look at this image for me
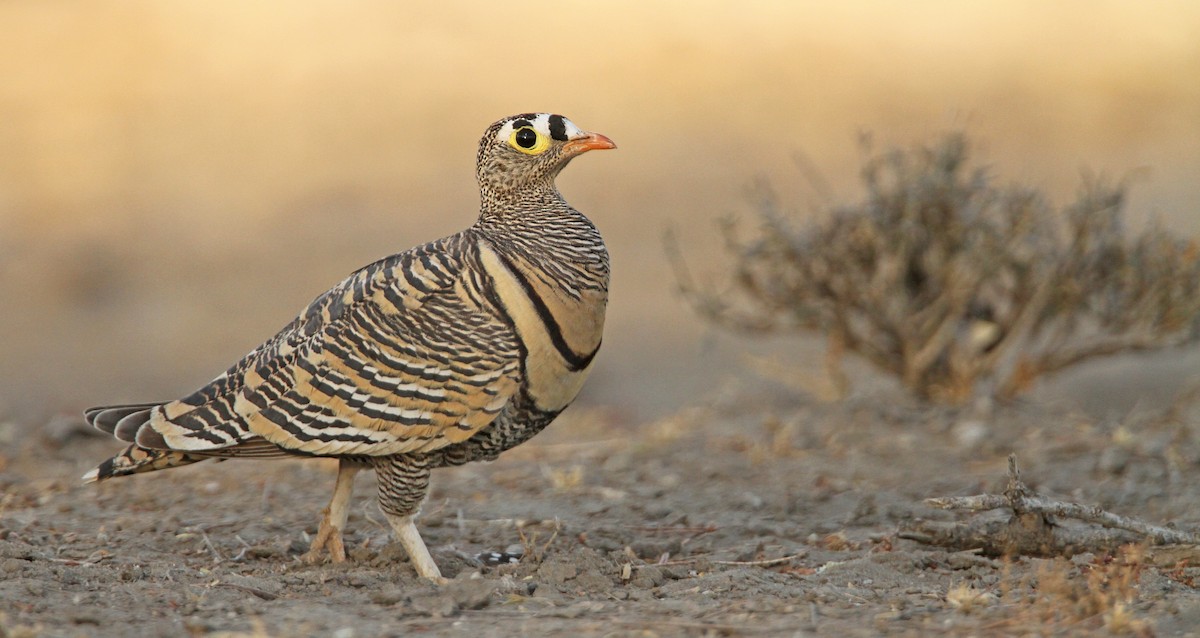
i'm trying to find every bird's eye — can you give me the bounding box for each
[509,126,549,155]
[515,128,537,148]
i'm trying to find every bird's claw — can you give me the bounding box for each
[302,507,347,564]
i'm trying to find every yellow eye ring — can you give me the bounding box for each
[509,126,550,155]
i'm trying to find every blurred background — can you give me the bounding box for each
[1,1,1198,424]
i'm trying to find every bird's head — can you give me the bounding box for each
[476,113,615,201]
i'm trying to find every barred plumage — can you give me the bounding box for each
[83,113,615,582]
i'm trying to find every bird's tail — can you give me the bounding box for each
[82,401,208,482]
[82,444,208,483]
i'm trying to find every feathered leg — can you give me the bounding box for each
[374,455,444,583]
[303,460,361,563]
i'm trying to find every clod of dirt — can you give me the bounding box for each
[629,565,665,588]
[534,547,617,594]
[407,590,458,618]
[537,559,578,584]
[573,570,612,593]
[447,577,498,610]
[400,577,497,617]
[628,537,682,560]
[368,588,405,606]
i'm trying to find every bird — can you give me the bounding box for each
[82,113,615,583]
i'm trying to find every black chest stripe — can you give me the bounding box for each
[493,251,600,372]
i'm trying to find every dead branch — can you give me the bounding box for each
[901,455,1200,557]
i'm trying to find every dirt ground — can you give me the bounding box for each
[3,4,1200,636]
[3,376,1200,637]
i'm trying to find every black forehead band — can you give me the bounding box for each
[512,119,533,130]
[548,115,568,141]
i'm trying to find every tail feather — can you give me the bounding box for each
[82,444,208,483]
[113,409,155,442]
[85,402,163,440]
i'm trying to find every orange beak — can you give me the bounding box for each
[564,132,617,154]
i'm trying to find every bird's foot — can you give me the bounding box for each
[387,514,446,585]
[302,507,347,564]
[410,543,447,585]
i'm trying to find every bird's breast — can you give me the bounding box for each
[477,241,607,412]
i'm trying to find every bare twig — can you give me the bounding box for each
[625,524,719,536]
[182,525,225,564]
[217,581,279,601]
[48,550,111,566]
[905,454,1200,556]
[711,552,806,567]
[630,551,806,569]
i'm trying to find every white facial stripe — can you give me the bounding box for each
[494,114,583,143]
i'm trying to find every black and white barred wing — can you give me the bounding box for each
[89,236,522,459]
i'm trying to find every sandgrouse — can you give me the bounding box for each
[83,113,615,582]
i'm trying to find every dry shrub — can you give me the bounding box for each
[991,547,1153,636]
[673,134,1200,404]
[0,613,43,638]
[946,582,996,614]
[541,464,585,490]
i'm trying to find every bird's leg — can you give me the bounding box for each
[385,514,443,583]
[374,455,445,584]
[303,460,360,563]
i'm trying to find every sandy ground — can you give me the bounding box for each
[3,4,1200,636]
[3,377,1200,637]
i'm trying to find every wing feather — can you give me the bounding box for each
[138,232,522,457]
